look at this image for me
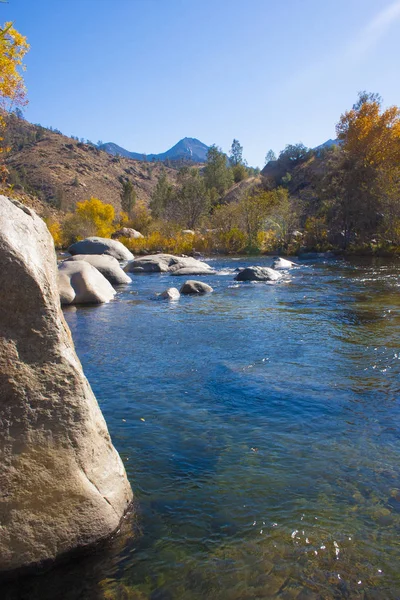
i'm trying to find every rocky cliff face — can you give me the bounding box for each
[0,195,133,574]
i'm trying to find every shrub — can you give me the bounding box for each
[303,216,329,250]
[43,217,63,248]
[75,197,115,238]
[217,228,247,253]
[61,212,97,246]
[256,230,279,253]
[232,163,248,183]
[129,201,153,235]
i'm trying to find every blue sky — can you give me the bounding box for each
[3,0,400,167]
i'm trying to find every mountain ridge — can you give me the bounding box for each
[99,137,209,163]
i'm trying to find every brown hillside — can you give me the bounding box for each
[221,176,262,204]
[3,115,178,215]
[261,152,334,205]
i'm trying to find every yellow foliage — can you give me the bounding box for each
[43,218,63,248]
[116,202,153,236]
[337,100,400,168]
[122,232,195,255]
[130,200,153,235]
[0,22,29,179]
[119,211,130,226]
[121,228,247,256]
[217,228,247,253]
[256,230,278,252]
[75,197,115,238]
[0,23,29,113]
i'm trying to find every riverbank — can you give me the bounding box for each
[57,231,400,260]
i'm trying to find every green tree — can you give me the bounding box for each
[237,189,282,248]
[232,163,248,183]
[264,188,298,247]
[278,143,311,166]
[203,144,234,197]
[281,171,292,187]
[265,149,276,164]
[229,139,243,166]
[120,179,136,216]
[149,170,173,219]
[14,107,24,119]
[172,168,210,229]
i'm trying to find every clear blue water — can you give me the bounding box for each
[5,256,400,600]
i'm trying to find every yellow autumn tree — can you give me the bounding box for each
[75,197,115,238]
[43,217,63,248]
[0,22,29,178]
[335,92,400,244]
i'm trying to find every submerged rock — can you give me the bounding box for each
[298,251,336,260]
[65,254,131,285]
[58,260,117,305]
[170,266,215,276]
[180,280,213,295]
[272,257,297,269]
[68,236,134,261]
[234,266,282,282]
[124,253,215,275]
[158,287,181,300]
[0,196,133,574]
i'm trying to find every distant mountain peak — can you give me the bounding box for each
[99,137,209,163]
[313,138,340,152]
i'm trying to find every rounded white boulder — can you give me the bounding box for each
[58,260,117,305]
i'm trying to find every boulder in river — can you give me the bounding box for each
[180,280,213,295]
[58,260,117,305]
[65,254,131,285]
[0,195,133,575]
[124,253,215,275]
[158,287,181,300]
[68,236,134,261]
[272,257,297,269]
[112,227,144,240]
[234,266,282,282]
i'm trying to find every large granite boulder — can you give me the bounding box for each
[58,260,117,305]
[124,253,214,274]
[68,236,133,261]
[65,254,131,285]
[180,280,213,295]
[0,196,133,574]
[272,257,297,270]
[234,266,282,282]
[112,227,144,240]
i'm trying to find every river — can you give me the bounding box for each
[5,256,400,599]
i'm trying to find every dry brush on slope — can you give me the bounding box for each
[3,115,179,215]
